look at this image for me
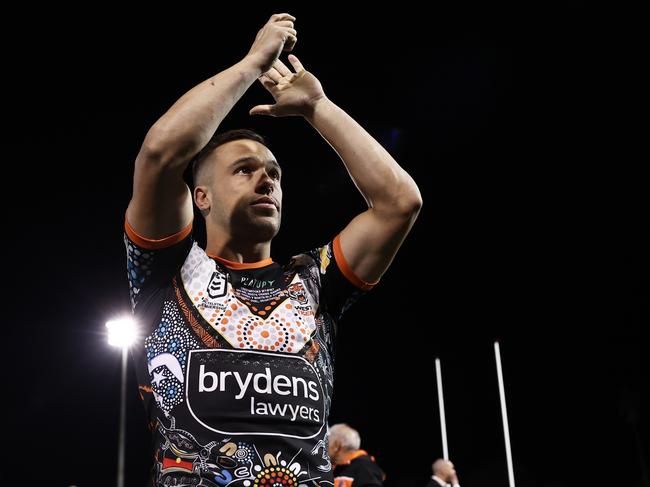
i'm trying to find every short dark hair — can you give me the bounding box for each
[191,129,268,185]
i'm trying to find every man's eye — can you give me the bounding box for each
[270,171,280,180]
[236,167,252,174]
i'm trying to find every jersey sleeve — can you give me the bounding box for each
[123,216,193,310]
[306,234,378,321]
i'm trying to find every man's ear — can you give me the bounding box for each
[194,185,211,211]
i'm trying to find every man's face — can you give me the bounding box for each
[442,461,456,480]
[200,139,282,242]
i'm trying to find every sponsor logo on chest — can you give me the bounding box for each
[186,349,326,439]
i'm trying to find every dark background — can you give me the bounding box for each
[5,3,647,487]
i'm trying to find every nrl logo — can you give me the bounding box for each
[207,271,227,299]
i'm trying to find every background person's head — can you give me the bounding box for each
[432,459,457,482]
[328,423,361,465]
[192,129,282,244]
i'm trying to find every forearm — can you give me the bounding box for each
[305,98,421,215]
[140,56,262,168]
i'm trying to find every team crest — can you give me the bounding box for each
[287,282,308,305]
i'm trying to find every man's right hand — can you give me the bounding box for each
[246,13,297,74]
[448,462,459,486]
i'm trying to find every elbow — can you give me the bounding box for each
[136,140,167,168]
[399,192,423,220]
[388,170,423,219]
[376,185,423,221]
[395,182,423,218]
[137,126,192,170]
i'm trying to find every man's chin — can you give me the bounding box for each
[238,216,280,241]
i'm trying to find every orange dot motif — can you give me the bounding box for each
[247,322,285,351]
[253,466,298,486]
[191,282,315,352]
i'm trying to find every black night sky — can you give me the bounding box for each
[5,4,647,487]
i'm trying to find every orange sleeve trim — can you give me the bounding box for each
[333,235,378,291]
[124,216,192,250]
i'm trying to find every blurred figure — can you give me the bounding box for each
[329,423,385,486]
[426,458,461,487]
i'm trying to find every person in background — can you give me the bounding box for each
[426,458,461,487]
[329,423,385,486]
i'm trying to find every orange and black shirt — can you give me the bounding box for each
[333,450,385,487]
[124,219,375,486]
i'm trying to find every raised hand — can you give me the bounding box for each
[249,55,326,118]
[246,13,297,74]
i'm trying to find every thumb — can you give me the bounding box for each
[249,104,276,117]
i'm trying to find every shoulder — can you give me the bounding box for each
[288,241,337,277]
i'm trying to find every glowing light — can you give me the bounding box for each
[106,318,138,348]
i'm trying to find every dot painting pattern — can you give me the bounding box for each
[124,235,154,307]
[181,243,317,353]
[145,300,201,412]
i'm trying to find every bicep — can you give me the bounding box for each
[338,208,418,284]
[126,151,193,239]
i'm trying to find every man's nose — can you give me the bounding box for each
[256,172,274,194]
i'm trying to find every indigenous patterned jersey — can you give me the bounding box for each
[124,219,373,487]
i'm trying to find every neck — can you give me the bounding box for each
[206,233,271,263]
[337,449,365,466]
